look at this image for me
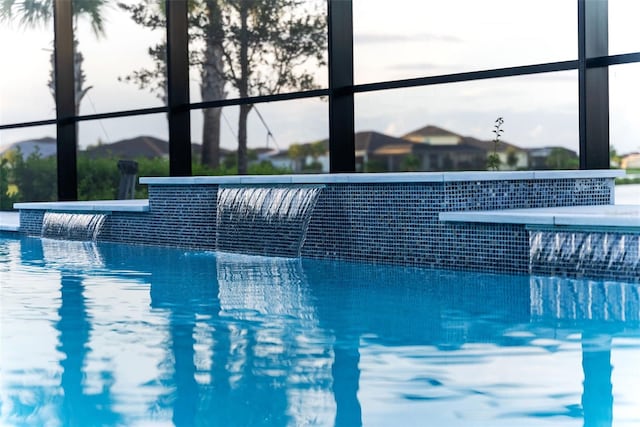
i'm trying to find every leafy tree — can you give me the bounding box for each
[11,148,57,202]
[364,159,386,173]
[287,143,307,171]
[0,158,18,210]
[506,147,519,170]
[1,0,109,114]
[308,140,326,161]
[610,146,621,168]
[546,148,578,170]
[122,0,326,174]
[224,0,326,174]
[401,154,421,172]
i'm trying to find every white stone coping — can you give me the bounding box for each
[0,211,20,232]
[140,170,624,185]
[439,205,640,228]
[13,199,150,212]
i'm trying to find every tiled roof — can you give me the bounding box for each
[84,136,169,159]
[401,125,461,140]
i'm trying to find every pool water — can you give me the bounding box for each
[1,236,639,427]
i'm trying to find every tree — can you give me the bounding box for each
[401,154,421,172]
[192,1,227,169]
[120,0,227,169]
[1,158,17,210]
[288,142,312,172]
[610,146,621,168]
[506,147,519,170]
[546,148,578,170]
[1,0,108,115]
[221,0,326,174]
[11,147,58,202]
[122,0,327,174]
[309,140,326,161]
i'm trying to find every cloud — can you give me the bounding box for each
[354,33,462,44]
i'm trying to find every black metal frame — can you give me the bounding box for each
[0,0,634,199]
[166,0,191,176]
[578,0,609,169]
[52,0,78,201]
[328,0,355,173]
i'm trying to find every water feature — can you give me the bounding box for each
[41,212,107,241]
[216,185,323,257]
[530,230,639,281]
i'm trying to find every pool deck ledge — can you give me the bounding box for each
[1,199,149,233]
[440,204,640,229]
[0,211,20,232]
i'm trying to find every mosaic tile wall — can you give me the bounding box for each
[530,230,640,283]
[18,177,616,275]
[19,210,45,236]
[104,185,219,249]
[301,178,613,273]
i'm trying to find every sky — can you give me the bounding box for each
[1,0,640,155]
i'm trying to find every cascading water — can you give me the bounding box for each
[41,212,107,241]
[530,230,639,281]
[216,185,323,257]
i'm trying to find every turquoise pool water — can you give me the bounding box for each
[1,235,639,426]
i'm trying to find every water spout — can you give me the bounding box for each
[530,230,640,282]
[42,212,107,241]
[216,186,322,257]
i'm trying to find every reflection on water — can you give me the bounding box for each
[1,236,640,426]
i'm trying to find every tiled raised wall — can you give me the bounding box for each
[301,178,613,273]
[104,185,218,249]
[17,172,618,275]
[19,210,45,236]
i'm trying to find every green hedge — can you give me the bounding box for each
[1,150,292,208]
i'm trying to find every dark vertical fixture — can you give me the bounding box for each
[328,0,355,173]
[578,0,609,169]
[166,0,192,176]
[53,0,78,200]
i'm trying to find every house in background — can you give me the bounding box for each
[621,152,640,169]
[279,125,534,173]
[83,136,170,159]
[355,131,414,172]
[402,125,528,171]
[4,126,581,174]
[528,146,579,170]
[411,143,487,171]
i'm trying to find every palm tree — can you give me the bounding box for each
[0,0,109,115]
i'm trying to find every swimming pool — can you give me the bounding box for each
[1,235,639,426]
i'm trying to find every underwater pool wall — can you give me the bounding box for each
[15,170,623,276]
